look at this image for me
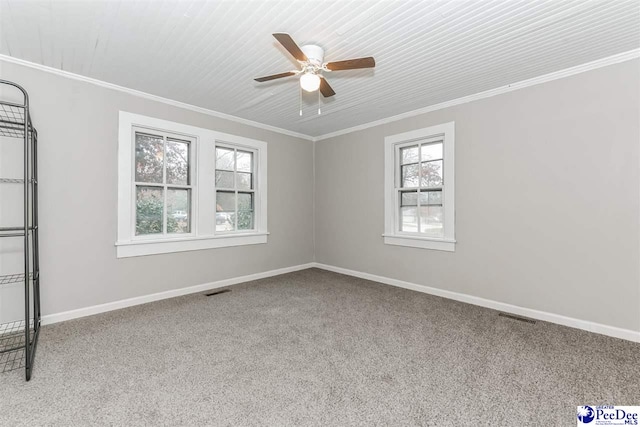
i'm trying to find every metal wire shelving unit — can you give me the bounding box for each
[0,79,40,381]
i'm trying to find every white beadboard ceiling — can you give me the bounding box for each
[0,0,638,138]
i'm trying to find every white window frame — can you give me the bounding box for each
[213,143,259,235]
[130,128,196,241]
[383,122,455,251]
[116,111,268,258]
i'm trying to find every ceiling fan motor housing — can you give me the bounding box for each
[301,45,325,66]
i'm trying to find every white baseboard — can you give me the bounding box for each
[42,263,315,325]
[312,263,640,343]
[41,261,640,343]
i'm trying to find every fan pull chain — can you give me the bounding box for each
[318,89,321,115]
[299,86,303,116]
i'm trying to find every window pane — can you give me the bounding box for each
[419,190,442,206]
[216,147,234,171]
[236,172,252,190]
[216,191,236,232]
[135,133,164,183]
[401,145,419,165]
[401,164,419,187]
[421,160,443,187]
[136,186,164,235]
[216,191,235,211]
[215,212,234,232]
[238,192,253,211]
[400,207,418,233]
[238,192,254,231]
[237,150,253,172]
[166,139,189,185]
[215,170,234,188]
[167,188,190,234]
[419,206,444,237]
[237,211,254,230]
[421,142,443,161]
[401,191,418,207]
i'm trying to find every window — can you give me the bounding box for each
[384,122,455,251]
[117,112,268,258]
[215,146,255,232]
[134,130,193,237]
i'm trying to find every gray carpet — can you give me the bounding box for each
[1,268,638,426]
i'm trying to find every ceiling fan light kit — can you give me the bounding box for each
[255,33,376,115]
[300,73,321,92]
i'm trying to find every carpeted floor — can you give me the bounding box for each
[1,268,638,426]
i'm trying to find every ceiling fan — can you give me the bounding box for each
[254,33,375,98]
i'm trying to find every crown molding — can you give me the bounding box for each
[0,54,315,142]
[314,49,640,141]
[1,49,638,143]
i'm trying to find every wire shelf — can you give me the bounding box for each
[0,319,33,347]
[0,103,33,139]
[1,79,41,380]
[0,273,33,285]
[0,320,35,374]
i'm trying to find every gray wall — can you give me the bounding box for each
[2,58,638,333]
[0,60,315,317]
[315,60,640,332]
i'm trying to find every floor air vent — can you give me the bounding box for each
[499,313,536,324]
[205,289,231,297]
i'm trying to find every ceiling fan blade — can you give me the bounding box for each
[254,71,296,82]
[325,57,375,71]
[273,33,308,62]
[320,78,336,98]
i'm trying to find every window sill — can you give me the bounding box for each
[115,232,269,258]
[382,234,456,252]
